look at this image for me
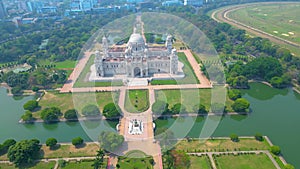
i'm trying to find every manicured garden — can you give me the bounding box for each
[214,153,277,169]
[189,155,212,169]
[0,161,56,169]
[125,89,149,113]
[175,138,270,152]
[155,88,234,113]
[117,155,154,169]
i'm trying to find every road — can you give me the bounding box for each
[211,2,300,49]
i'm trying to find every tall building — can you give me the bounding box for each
[70,0,93,11]
[0,0,7,19]
[184,0,203,7]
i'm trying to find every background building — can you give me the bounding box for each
[0,0,7,19]
[184,0,203,6]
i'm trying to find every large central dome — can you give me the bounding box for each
[128,33,145,44]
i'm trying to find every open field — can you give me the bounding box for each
[151,52,199,85]
[228,3,300,44]
[189,155,212,169]
[0,161,56,169]
[212,2,300,56]
[175,138,269,152]
[35,91,118,118]
[155,88,233,112]
[215,153,277,169]
[125,89,149,113]
[41,143,99,159]
[58,161,94,169]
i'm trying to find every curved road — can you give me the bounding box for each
[211,2,300,50]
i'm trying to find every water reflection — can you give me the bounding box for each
[241,83,289,100]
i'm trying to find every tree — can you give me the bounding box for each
[255,133,263,141]
[230,133,239,142]
[46,138,57,149]
[270,145,281,155]
[228,89,242,100]
[72,137,84,147]
[64,109,78,121]
[232,98,250,112]
[8,139,41,167]
[0,139,16,155]
[21,111,33,123]
[23,100,38,111]
[285,164,295,169]
[270,76,284,88]
[82,104,100,117]
[41,107,61,123]
[102,103,121,119]
[171,150,190,168]
[193,104,208,114]
[31,86,39,92]
[171,103,186,114]
[152,101,169,115]
[91,149,105,169]
[99,131,124,152]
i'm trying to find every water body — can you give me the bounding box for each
[0,83,299,167]
[155,83,300,167]
[0,88,116,144]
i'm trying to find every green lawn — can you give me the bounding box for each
[58,160,108,169]
[215,153,277,169]
[117,156,154,169]
[125,90,149,113]
[189,155,212,169]
[155,88,233,113]
[0,161,56,169]
[175,138,269,152]
[35,91,118,118]
[151,52,199,85]
[227,3,300,56]
[38,60,77,69]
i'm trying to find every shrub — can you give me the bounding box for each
[270,145,281,155]
[255,133,263,141]
[72,137,84,147]
[230,133,239,142]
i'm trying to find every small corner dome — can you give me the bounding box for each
[128,33,144,44]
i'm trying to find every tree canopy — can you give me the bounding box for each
[64,109,78,121]
[99,131,124,152]
[232,98,250,112]
[82,104,100,117]
[23,100,38,111]
[102,103,121,119]
[41,107,61,123]
[8,139,41,167]
[72,137,84,147]
[46,138,58,148]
